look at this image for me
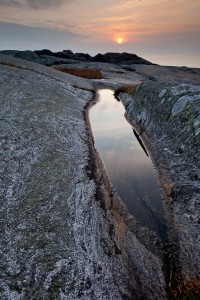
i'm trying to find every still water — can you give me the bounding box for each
[143,54,200,68]
[90,89,166,238]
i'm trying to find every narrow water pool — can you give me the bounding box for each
[90,89,166,238]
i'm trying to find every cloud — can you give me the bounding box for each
[26,0,65,9]
[0,0,67,9]
[0,20,84,36]
[0,0,23,6]
[0,21,86,50]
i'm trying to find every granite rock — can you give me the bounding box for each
[119,82,200,281]
[0,54,167,299]
[103,52,152,65]
[1,49,199,299]
[15,50,39,61]
[1,49,153,65]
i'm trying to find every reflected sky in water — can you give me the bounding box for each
[90,89,166,238]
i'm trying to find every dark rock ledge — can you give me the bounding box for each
[0,49,153,66]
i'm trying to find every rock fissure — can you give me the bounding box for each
[118,82,200,298]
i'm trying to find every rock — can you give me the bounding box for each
[75,52,92,61]
[0,54,167,299]
[0,53,94,91]
[3,49,153,66]
[0,50,38,61]
[63,49,74,56]
[103,52,153,64]
[34,49,55,56]
[0,50,20,56]
[91,53,108,63]
[36,55,81,66]
[53,51,76,59]
[130,64,200,85]
[15,50,38,61]
[171,93,200,116]
[119,82,200,282]
[2,49,199,298]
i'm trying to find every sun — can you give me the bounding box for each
[116,37,123,44]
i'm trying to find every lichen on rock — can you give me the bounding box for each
[119,82,200,287]
[0,54,167,299]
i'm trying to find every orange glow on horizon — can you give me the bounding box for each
[116,37,124,44]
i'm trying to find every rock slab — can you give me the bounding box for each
[0,54,167,299]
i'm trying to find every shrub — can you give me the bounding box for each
[54,66,102,79]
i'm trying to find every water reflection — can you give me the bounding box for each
[90,89,166,238]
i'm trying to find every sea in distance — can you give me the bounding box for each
[142,54,200,68]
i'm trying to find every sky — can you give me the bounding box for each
[0,0,200,65]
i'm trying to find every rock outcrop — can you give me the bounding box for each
[1,50,200,299]
[118,82,200,288]
[0,54,167,299]
[0,49,153,66]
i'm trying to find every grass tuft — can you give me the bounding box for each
[114,84,137,97]
[170,277,200,299]
[54,66,103,79]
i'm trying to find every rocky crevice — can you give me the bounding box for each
[84,93,168,299]
[118,82,200,297]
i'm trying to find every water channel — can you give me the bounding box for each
[90,89,166,239]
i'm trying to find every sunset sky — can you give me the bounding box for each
[0,0,199,65]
